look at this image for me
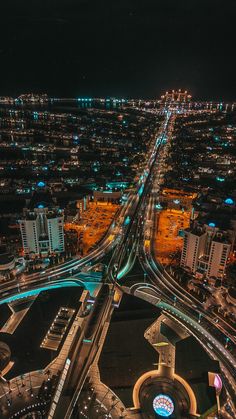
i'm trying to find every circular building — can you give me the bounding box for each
[133,367,197,418]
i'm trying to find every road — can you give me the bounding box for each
[49,107,236,417]
[135,113,236,413]
[47,112,172,418]
[0,184,140,304]
[2,107,235,418]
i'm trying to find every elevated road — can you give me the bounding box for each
[48,112,172,419]
[0,182,140,305]
[4,107,235,418]
[135,114,236,412]
[49,106,236,417]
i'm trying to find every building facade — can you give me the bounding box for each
[19,189,65,257]
[181,227,207,273]
[181,224,231,279]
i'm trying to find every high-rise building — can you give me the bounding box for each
[207,238,231,278]
[181,227,207,273]
[18,189,64,257]
[181,224,231,279]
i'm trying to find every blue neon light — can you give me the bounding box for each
[0,280,100,306]
[225,198,234,205]
[153,394,174,417]
[138,185,144,196]
[37,181,45,187]
[124,216,130,226]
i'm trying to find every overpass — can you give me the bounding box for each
[2,106,234,418]
[0,278,100,306]
[47,111,172,419]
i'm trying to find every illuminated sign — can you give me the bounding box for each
[153,394,174,417]
[214,374,222,392]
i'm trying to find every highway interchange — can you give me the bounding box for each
[0,108,236,418]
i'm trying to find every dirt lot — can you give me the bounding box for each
[154,208,190,265]
[64,201,120,254]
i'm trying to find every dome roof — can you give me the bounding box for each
[28,190,55,210]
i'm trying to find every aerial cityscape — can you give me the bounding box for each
[0,1,236,419]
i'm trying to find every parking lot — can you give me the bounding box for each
[64,201,120,255]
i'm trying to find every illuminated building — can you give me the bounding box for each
[207,236,231,278]
[181,227,207,273]
[161,89,191,104]
[93,190,121,203]
[18,189,64,257]
[131,316,199,418]
[181,224,231,279]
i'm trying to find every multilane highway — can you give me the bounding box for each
[47,112,172,419]
[0,110,168,305]
[0,185,141,304]
[135,116,236,413]
[1,108,235,418]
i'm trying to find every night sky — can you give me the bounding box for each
[0,0,235,100]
